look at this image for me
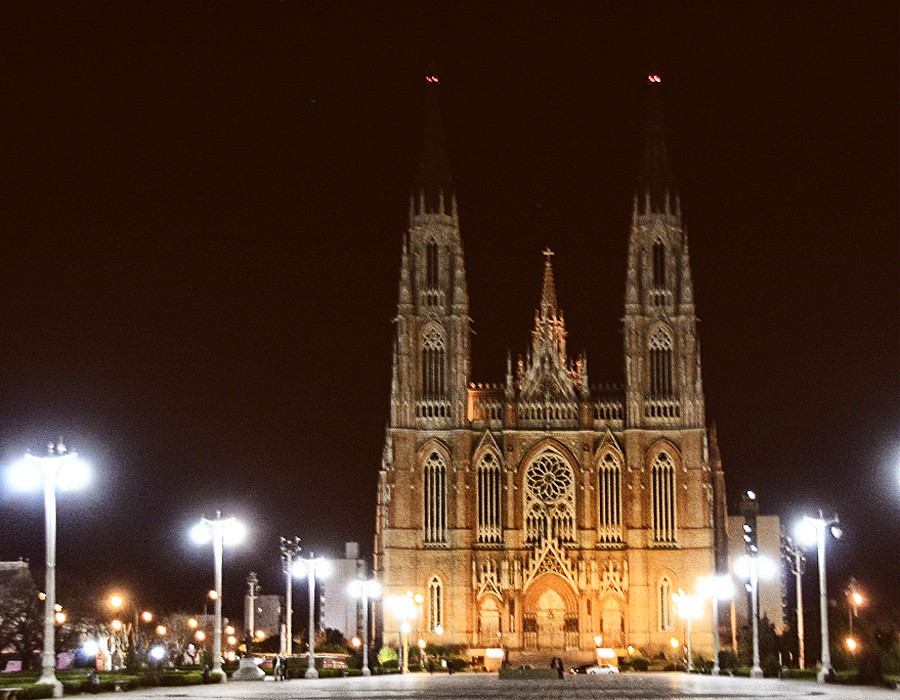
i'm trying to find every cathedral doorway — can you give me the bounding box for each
[522,573,578,650]
[477,597,501,648]
[600,597,625,648]
[535,589,565,649]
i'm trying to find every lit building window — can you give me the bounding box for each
[651,452,676,544]
[424,452,447,544]
[421,328,446,399]
[476,453,502,544]
[658,576,674,631]
[649,327,674,398]
[428,576,443,631]
[598,452,622,543]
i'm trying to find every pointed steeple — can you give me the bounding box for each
[637,73,678,217]
[414,70,455,218]
[539,248,559,316]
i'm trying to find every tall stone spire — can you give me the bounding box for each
[392,71,470,428]
[637,73,679,218]
[623,74,704,428]
[539,248,559,316]
[413,71,456,219]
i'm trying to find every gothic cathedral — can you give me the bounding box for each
[374,75,729,662]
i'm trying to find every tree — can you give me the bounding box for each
[0,565,42,670]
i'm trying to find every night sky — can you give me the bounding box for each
[1,3,897,625]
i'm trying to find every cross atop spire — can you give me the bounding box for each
[540,249,558,315]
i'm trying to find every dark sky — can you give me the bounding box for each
[1,3,897,625]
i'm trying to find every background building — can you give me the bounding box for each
[321,542,365,638]
[727,514,784,634]
[375,75,729,664]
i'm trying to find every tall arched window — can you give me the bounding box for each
[652,239,666,288]
[651,452,677,544]
[428,576,443,631]
[421,328,446,399]
[658,576,674,631]
[476,453,502,544]
[523,449,576,545]
[649,327,674,398]
[597,452,622,543]
[424,452,447,544]
[426,240,439,290]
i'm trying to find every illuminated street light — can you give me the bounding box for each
[387,592,419,674]
[734,554,775,678]
[797,512,842,683]
[6,440,89,697]
[292,554,330,678]
[846,637,858,652]
[191,512,245,681]
[348,578,381,676]
[279,536,301,656]
[699,574,735,675]
[846,578,864,636]
[672,589,703,672]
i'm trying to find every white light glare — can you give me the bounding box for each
[795,519,819,547]
[190,522,211,545]
[57,457,90,491]
[149,645,166,661]
[222,519,246,546]
[8,459,41,492]
[82,640,100,656]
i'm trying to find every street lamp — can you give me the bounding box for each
[348,578,381,676]
[797,512,842,683]
[734,554,774,678]
[671,589,703,672]
[7,440,89,697]
[191,512,246,681]
[387,592,419,674]
[279,536,301,656]
[292,554,330,678]
[699,574,734,675]
[846,578,863,637]
[782,534,807,669]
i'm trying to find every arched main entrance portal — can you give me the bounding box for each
[523,573,578,650]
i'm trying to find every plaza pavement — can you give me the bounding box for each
[109,672,900,699]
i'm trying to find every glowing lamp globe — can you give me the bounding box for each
[190,522,211,545]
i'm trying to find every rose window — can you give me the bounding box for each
[526,453,572,502]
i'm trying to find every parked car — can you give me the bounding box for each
[570,663,594,674]
[586,663,619,674]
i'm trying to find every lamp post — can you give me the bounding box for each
[348,578,381,676]
[191,512,245,681]
[672,589,703,672]
[734,554,775,678]
[7,440,89,697]
[387,592,419,674]
[292,554,330,678]
[797,513,842,683]
[782,534,807,669]
[279,537,301,656]
[846,578,862,637]
[699,574,734,675]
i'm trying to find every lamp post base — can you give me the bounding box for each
[232,657,265,681]
[305,667,319,679]
[817,665,834,683]
[37,672,63,698]
[750,666,764,678]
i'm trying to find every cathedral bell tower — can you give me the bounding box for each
[624,75,705,428]
[391,72,471,428]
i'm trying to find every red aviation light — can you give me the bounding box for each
[648,74,662,83]
[425,75,440,83]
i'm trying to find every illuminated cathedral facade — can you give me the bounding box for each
[374,75,729,662]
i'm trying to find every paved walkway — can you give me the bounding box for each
[108,672,900,699]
